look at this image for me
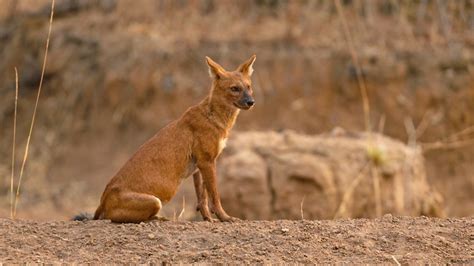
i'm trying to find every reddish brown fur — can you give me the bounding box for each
[94,55,257,223]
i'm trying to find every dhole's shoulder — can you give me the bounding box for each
[179,104,208,127]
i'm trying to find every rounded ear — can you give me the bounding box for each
[237,54,256,77]
[206,56,227,80]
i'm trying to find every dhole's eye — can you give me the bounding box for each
[230,86,240,92]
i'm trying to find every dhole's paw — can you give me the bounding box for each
[203,217,219,223]
[149,216,171,222]
[219,216,241,223]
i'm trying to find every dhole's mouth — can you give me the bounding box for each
[233,103,252,110]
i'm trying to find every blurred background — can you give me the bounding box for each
[0,0,472,220]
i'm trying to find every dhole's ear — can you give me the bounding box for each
[237,54,256,77]
[206,56,227,80]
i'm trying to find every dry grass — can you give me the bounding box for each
[421,125,474,152]
[12,0,55,218]
[403,114,474,152]
[391,255,401,266]
[331,0,470,219]
[334,161,370,219]
[172,196,187,221]
[335,0,387,219]
[9,68,19,219]
[300,196,305,220]
[422,138,474,152]
[335,0,371,134]
[177,196,186,221]
[371,165,382,217]
[445,126,474,142]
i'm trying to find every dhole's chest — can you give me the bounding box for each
[218,138,227,155]
[181,137,227,180]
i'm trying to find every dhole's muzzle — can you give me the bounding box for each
[236,91,255,110]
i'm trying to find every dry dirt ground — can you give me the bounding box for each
[0,216,472,264]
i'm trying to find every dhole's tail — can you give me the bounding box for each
[93,203,104,220]
[72,212,93,221]
[73,204,104,221]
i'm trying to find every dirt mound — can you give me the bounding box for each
[0,217,472,264]
[219,131,444,220]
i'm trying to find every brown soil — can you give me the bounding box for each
[0,216,472,264]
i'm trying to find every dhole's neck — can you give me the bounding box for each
[202,94,240,135]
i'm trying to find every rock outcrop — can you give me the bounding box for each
[218,130,444,220]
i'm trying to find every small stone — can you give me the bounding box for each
[148,233,155,239]
[281,228,289,233]
[383,213,393,221]
[256,250,266,255]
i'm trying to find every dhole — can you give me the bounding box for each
[92,55,256,223]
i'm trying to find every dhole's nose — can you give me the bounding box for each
[245,99,255,107]
[246,99,255,107]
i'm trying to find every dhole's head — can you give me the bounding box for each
[206,55,256,110]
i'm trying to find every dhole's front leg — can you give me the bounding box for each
[193,171,218,222]
[197,161,239,222]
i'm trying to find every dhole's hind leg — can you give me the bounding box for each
[104,192,162,223]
